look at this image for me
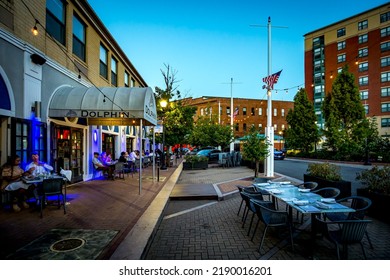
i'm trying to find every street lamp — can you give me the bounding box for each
[160,99,168,170]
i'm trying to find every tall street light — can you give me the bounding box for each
[160,99,168,170]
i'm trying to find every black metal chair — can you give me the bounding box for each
[39,178,66,218]
[325,195,373,249]
[114,162,125,179]
[239,191,265,235]
[251,199,294,255]
[312,187,340,198]
[297,181,318,191]
[315,216,372,259]
[236,185,261,216]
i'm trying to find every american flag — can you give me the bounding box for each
[233,107,239,119]
[262,70,282,90]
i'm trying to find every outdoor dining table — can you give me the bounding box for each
[22,174,70,203]
[253,182,355,238]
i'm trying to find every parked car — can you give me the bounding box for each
[196,149,222,163]
[274,149,285,160]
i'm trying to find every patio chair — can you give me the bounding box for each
[236,185,260,216]
[114,162,125,179]
[251,199,294,255]
[315,216,372,259]
[239,191,266,235]
[296,181,318,191]
[325,195,373,249]
[38,178,66,218]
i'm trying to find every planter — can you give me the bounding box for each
[357,188,390,224]
[304,174,351,199]
[183,161,208,170]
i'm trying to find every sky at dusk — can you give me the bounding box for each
[88,0,389,101]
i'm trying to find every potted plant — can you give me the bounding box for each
[356,166,390,223]
[304,162,351,199]
[183,155,208,170]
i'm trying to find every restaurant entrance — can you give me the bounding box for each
[102,133,116,159]
[51,125,84,183]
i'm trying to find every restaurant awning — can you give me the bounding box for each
[48,86,157,126]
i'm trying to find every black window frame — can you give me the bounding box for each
[111,56,118,86]
[99,43,108,79]
[72,13,86,61]
[46,0,66,45]
[337,27,346,38]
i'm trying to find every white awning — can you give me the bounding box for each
[49,86,157,126]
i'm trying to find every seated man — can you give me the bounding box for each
[25,152,53,176]
[92,152,113,179]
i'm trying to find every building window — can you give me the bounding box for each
[359,76,369,86]
[381,26,390,37]
[243,107,247,115]
[358,62,368,72]
[14,120,30,164]
[273,108,277,117]
[251,107,255,116]
[258,108,262,116]
[273,124,277,131]
[100,44,108,79]
[358,34,368,44]
[364,104,369,115]
[111,57,118,86]
[46,0,66,45]
[337,27,346,37]
[381,57,390,67]
[313,48,323,59]
[381,87,390,97]
[382,103,390,112]
[358,48,368,58]
[381,42,390,52]
[382,118,390,127]
[131,78,135,87]
[337,41,345,50]
[243,123,247,132]
[235,123,239,132]
[200,108,204,116]
[337,54,346,63]
[72,14,86,61]
[281,109,285,117]
[380,12,390,23]
[381,72,390,82]
[220,106,223,116]
[360,90,369,100]
[227,106,230,115]
[124,71,129,87]
[259,123,262,129]
[358,20,368,30]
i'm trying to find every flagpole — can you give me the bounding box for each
[265,16,274,178]
[230,77,234,152]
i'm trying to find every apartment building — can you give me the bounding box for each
[183,96,293,149]
[0,0,155,182]
[304,2,390,137]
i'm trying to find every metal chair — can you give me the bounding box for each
[312,187,340,198]
[239,191,265,235]
[297,181,318,191]
[315,216,372,259]
[325,195,373,249]
[114,162,125,179]
[251,199,294,255]
[39,178,66,218]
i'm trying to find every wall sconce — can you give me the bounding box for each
[32,20,39,36]
[30,53,46,65]
[31,101,41,118]
[93,130,98,143]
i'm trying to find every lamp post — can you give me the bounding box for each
[160,99,168,170]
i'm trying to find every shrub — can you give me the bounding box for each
[306,162,342,181]
[356,166,390,195]
[184,155,208,163]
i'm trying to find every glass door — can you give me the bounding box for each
[70,129,83,182]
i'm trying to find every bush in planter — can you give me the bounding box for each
[183,155,208,170]
[356,166,390,195]
[306,162,342,181]
[356,166,390,223]
[304,162,351,198]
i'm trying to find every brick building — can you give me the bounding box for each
[0,0,154,182]
[304,3,390,137]
[183,96,294,149]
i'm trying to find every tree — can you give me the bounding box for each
[285,88,319,153]
[241,125,270,178]
[188,115,233,150]
[154,64,196,155]
[322,65,366,158]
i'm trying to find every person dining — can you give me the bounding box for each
[1,155,35,212]
[118,151,128,163]
[25,152,54,177]
[92,152,114,179]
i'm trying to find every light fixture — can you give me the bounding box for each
[330,72,334,79]
[160,99,168,108]
[32,20,39,36]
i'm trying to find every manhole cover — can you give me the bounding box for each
[50,238,85,252]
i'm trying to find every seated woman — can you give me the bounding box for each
[1,155,35,212]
